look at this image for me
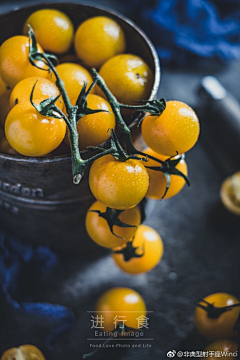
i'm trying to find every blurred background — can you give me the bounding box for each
[0,0,240,359]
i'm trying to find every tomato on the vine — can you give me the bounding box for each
[74,94,115,151]
[5,103,66,157]
[23,9,74,54]
[143,148,188,200]
[0,36,48,88]
[86,201,141,248]
[89,154,149,210]
[49,63,94,104]
[95,287,146,332]
[142,101,200,156]
[203,339,238,360]
[112,224,164,274]
[97,54,153,105]
[194,292,240,340]
[9,76,63,110]
[75,16,126,69]
[1,344,45,360]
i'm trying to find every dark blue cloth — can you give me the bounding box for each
[128,0,240,65]
[0,231,75,350]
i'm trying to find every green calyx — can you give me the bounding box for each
[113,239,144,261]
[75,81,110,121]
[91,206,138,240]
[197,298,240,319]
[27,27,170,186]
[145,153,190,199]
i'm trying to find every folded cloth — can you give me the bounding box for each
[127,0,240,65]
[0,231,75,350]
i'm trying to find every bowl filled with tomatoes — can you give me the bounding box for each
[0,2,160,253]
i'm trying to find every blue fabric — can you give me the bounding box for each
[127,0,240,65]
[0,231,75,350]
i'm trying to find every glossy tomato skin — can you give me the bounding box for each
[203,339,238,360]
[5,103,66,157]
[89,154,149,210]
[113,225,164,274]
[49,63,94,104]
[23,9,74,54]
[1,344,46,360]
[194,293,240,340]
[76,94,115,150]
[75,16,126,69]
[86,201,141,248]
[143,148,188,200]
[142,101,200,157]
[9,76,63,110]
[95,287,146,332]
[0,36,48,88]
[97,54,153,105]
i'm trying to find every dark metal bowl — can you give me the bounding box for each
[0,2,160,253]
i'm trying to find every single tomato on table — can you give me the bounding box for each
[1,344,45,360]
[5,103,66,157]
[203,339,238,360]
[85,200,141,248]
[89,154,149,210]
[142,100,200,156]
[194,292,240,340]
[95,287,146,332]
[112,224,164,274]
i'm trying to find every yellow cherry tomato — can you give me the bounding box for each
[203,339,238,360]
[194,293,240,340]
[89,154,149,210]
[112,224,164,274]
[49,63,94,103]
[97,54,153,104]
[77,94,115,150]
[0,75,8,98]
[0,136,19,155]
[5,103,66,156]
[220,171,240,216]
[143,148,188,200]
[95,287,146,332]
[1,344,45,360]
[23,9,74,54]
[0,36,48,88]
[142,101,200,156]
[85,200,141,248]
[0,89,11,127]
[9,76,63,110]
[75,16,126,69]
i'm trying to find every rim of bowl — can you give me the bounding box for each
[0,1,161,164]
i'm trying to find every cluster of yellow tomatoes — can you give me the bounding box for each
[0,7,205,360]
[194,292,240,359]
